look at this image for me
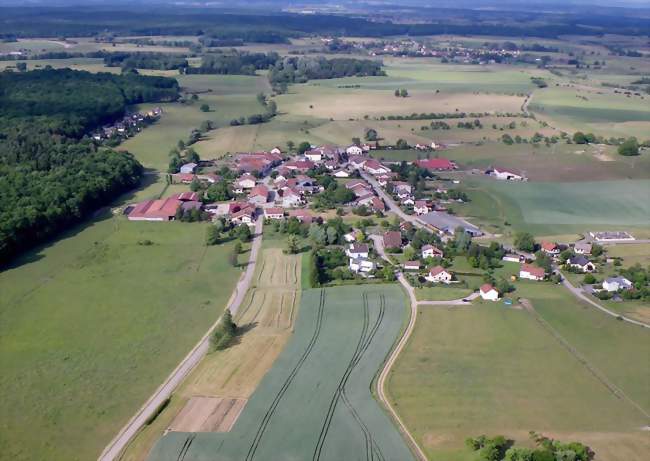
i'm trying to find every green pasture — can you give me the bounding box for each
[0,211,242,461]
[315,61,536,94]
[529,87,650,136]
[147,285,414,461]
[388,291,649,461]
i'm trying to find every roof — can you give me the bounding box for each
[429,266,449,276]
[371,196,385,210]
[171,191,199,202]
[264,207,284,215]
[604,276,631,285]
[128,198,181,219]
[383,231,402,249]
[345,179,368,190]
[422,244,443,255]
[480,283,497,294]
[568,255,590,266]
[249,184,269,198]
[521,264,545,278]
[350,243,369,253]
[575,242,592,252]
[414,200,428,208]
[403,260,421,268]
[416,158,455,170]
[541,241,558,251]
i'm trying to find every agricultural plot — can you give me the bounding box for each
[529,87,650,137]
[147,285,414,461]
[453,177,650,235]
[388,296,650,461]
[277,81,525,121]
[120,248,302,461]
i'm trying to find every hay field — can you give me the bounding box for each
[388,291,649,461]
[277,85,525,119]
[147,285,414,461]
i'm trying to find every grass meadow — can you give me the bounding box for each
[388,287,650,461]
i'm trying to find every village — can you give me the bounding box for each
[122,141,644,307]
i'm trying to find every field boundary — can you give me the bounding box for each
[521,298,650,420]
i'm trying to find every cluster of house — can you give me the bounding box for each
[92,107,163,142]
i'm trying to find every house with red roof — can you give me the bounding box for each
[425,266,453,283]
[480,284,499,301]
[383,231,402,250]
[264,207,285,220]
[541,241,560,255]
[414,200,430,215]
[284,159,314,172]
[421,244,443,259]
[288,209,313,224]
[127,198,182,221]
[415,158,456,171]
[248,185,269,205]
[519,264,546,281]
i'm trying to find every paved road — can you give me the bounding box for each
[558,270,650,329]
[376,272,428,461]
[370,233,479,307]
[98,218,264,461]
[360,171,428,230]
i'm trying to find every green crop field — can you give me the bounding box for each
[147,285,414,461]
[388,288,650,461]
[453,178,650,235]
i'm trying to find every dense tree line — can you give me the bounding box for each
[103,52,189,70]
[184,52,279,75]
[268,56,385,93]
[0,69,180,264]
[1,8,649,39]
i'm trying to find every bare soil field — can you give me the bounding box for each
[169,397,247,432]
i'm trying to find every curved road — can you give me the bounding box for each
[559,270,650,329]
[376,272,428,461]
[99,218,264,461]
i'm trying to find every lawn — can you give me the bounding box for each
[388,294,649,461]
[147,285,414,461]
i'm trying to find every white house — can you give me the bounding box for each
[567,255,595,273]
[346,145,364,156]
[421,244,443,259]
[180,162,197,174]
[349,258,376,274]
[492,167,525,181]
[281,188,303,208]
[574,242,592,255]
[602,276,633,292]
[236,174,257,190]
[264,207,285,220]
[403,261,421,271]
[346,243,369,259]
[425,266,453,284]
[480,284,500,301]
[502,254,522,263]
[305,150,323,162]
[519,264,546,281]
[414,200,429,215]
[343,231,357,243]
[333,169,350,178]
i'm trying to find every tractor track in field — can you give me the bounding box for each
[245,289,326,461]
[313,293,386,461]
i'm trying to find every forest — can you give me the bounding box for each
[184,51,279,75]
[0,69,180,265]
[103,52,189,71]
[268,56,385,92]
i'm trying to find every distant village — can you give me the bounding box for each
[92,107,163,143]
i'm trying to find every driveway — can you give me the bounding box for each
[98,218,264,461]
